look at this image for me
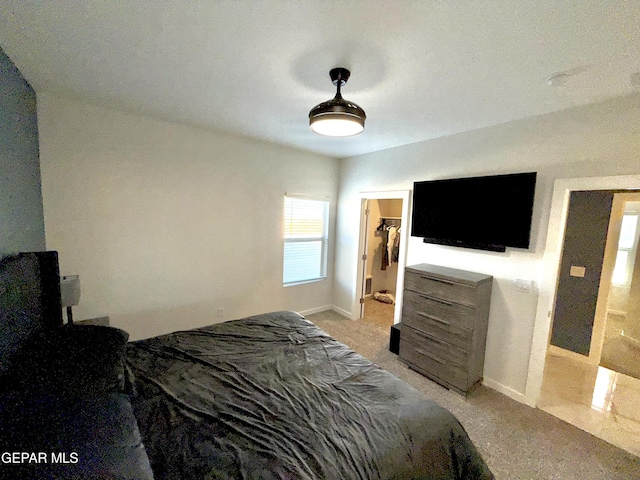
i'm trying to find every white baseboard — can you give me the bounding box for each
[330,304,352,318]
[482,377,526,404]
[297,305,333,316]
[547,345,597,365]
[298,304,352,319]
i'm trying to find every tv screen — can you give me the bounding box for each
[411,172,537,252]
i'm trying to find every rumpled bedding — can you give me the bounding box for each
[126,311,493,479]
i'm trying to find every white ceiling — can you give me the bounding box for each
[1,1,639,159]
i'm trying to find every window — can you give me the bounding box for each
[283,194,329,286]
[612,213,639,286]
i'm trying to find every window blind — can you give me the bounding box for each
[283,194,329,285]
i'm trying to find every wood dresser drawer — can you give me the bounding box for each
[399,264,493,396]
[404,270,476,307]
[403,290,475,329]
[401,324,468,368]
[402,296,472,349]
[399,336,468,391]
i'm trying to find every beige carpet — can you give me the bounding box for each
[306,309,640,480]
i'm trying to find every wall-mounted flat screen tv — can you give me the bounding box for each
[411,172,537,252]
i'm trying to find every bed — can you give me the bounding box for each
[1,251,493,479]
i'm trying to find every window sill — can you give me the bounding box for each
[284,278,326,287]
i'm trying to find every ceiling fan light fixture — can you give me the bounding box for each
[309,68,366,137]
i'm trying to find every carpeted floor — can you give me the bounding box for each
[306,308,640,480]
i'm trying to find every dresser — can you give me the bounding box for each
[399,264,493,395]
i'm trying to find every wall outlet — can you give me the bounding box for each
[515,278,532,293]
[216,307,224,319]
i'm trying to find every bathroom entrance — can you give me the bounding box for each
[599,193,640,379]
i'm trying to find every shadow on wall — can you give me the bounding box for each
[109,297,262,341]
[484,275,539,393]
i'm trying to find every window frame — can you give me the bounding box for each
[282,193,330,287]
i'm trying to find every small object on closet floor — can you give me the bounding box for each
[374,291,395,304]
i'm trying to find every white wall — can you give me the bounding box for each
[335,92,640,401]
[38,94,338,340]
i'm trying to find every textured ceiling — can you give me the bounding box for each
[1,1,639,158]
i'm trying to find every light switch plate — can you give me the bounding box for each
[570,265,586,278]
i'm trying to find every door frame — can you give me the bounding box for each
[355,190,410,323]
[525,174,640,407]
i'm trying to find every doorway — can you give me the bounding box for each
[528,175,640,456]
[526,174,640,405]
[599,193,640,379]
[542,190,640,369]
[362,198,402,327]
[355,190,410,325]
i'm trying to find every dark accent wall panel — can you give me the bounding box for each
[0,251,61,376]
[550,190,614,355]
[0,47,45,255]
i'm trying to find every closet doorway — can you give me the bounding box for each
[356,191,410,327]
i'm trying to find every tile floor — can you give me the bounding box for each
[538,352,640,457]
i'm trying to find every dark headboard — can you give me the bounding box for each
[0,251,63,376]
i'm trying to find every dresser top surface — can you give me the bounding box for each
[406,263,493,285]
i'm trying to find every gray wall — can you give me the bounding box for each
[550,190,614,355]
[0,47,44,255]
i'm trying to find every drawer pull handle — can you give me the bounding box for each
[425,334,445,345]
[412,326,447,345]
[419,294,453,306]
[420,276,454,286]
[417,311,451,325]
[416,349,445,364]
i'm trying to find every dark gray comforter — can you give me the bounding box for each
[126,311,493,479]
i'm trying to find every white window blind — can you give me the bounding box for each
[283,194,329,286]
